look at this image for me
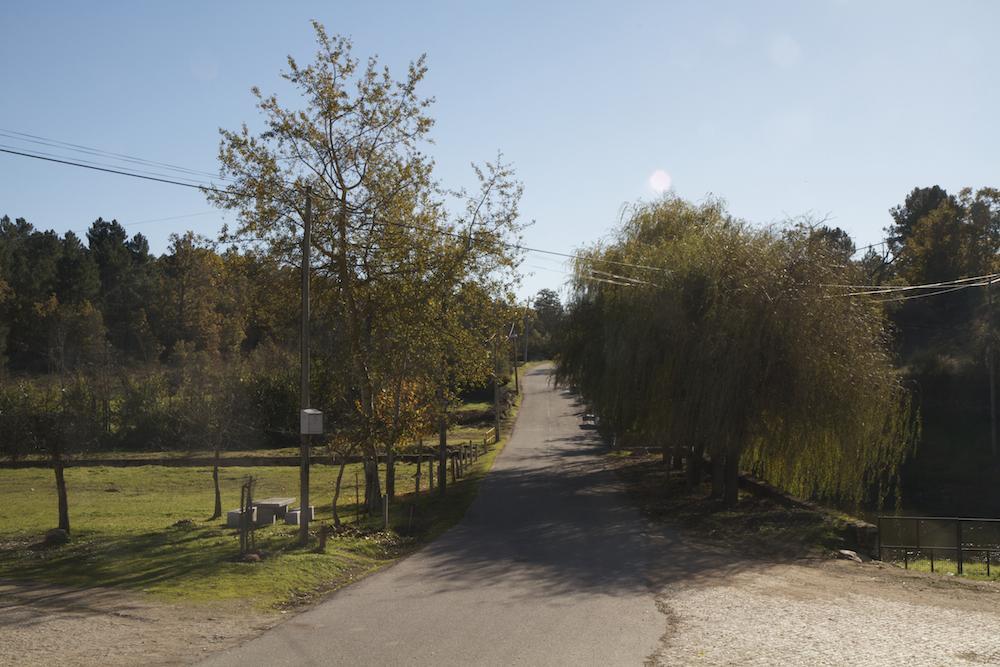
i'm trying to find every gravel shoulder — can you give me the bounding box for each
[0,579,277,666]
[648,555,1000,665]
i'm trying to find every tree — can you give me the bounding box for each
[528,288,564,359]
[154,232,243,356]
[558,196,917,508]
[0,376,103,533]
[208,22,522,521]
[887,185,956,255]
[87,218,156,359]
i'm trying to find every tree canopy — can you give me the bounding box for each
[557,196,918,507]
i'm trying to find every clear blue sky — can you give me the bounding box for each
[2,1,999,300]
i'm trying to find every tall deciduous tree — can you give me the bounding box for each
[208,22,523,516]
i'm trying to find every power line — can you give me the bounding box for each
[851,239,889,256]
[0,147,230,193]
[825,273,1000,297]
[69,210,220,237]
[869,281,992,304]
[0,144,673,277]
[0,128,228,182]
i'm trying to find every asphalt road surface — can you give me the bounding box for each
[201,364,672,666]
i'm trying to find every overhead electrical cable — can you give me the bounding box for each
[825,273,1000,297]
[867,281,992,304]
[1,144,676,278]
[0,128,230,182]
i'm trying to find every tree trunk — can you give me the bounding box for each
[724,452,740,508]
[332,458,347,527]
[364,457,383,515]
[210,445,222,520]
[386,447,395,499]
[671,447,683,471]
[686,443,703,489]
[710,455,724,499]
[437,410,448,496]
[428,450,435,490]
[53,452,70,533]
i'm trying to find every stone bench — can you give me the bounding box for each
[226,507,257,528]
[284,506,316,525]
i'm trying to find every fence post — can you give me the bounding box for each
[957,520,964,575]
[877,516,883,562]
[415,453,422,494]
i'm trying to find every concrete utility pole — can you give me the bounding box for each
[299,189,312,545]
[523,300,530,365]
[990,277,997,458]
[511,323,519,395]
[493,334,501,442]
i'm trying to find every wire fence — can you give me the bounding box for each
[878,515,1000,575]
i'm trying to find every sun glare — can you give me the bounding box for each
[649,169,672,194]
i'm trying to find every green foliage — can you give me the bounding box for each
[557,196,917,506]
[527,288,564,359]
[206,21,525,511]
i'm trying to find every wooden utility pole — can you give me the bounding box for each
[299,189,312,545]
[990,277,997,458]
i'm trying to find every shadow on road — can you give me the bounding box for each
[408,367,777,601]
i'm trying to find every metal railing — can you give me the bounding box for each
[878,515,1000,575]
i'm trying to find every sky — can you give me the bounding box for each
[2,0,999,301]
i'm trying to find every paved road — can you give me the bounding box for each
[202,364,672,666]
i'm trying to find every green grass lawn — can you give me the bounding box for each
[0,435,510,609]
[881,555,1000,581]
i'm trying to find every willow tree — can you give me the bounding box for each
[558,196,917,508]
[208,22,522,515]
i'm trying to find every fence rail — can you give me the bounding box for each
[0,444,489,470]
[878,515,1000,575]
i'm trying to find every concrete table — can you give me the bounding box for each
[252,497,295,526]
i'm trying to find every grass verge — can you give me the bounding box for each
[880,555,1000,582]
[0,401,520,609]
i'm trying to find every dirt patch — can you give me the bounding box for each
[0,580,277,666]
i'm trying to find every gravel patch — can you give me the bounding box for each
[0,580,275,666]
[651,560,1000,666]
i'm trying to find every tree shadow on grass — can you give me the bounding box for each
[0,524,262,629]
